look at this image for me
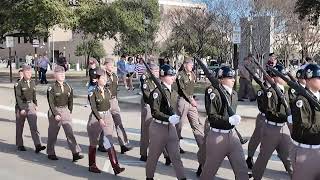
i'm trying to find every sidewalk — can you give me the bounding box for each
[0,78,260,119]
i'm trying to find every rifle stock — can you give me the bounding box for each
[267,67,320,110]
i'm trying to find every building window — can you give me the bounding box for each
[17,37,20,44]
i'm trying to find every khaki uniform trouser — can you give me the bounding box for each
[87,111,114,147]
[16,103,41,147]
[238,77,256,100]
[47,107,81,155]
[252,123,293,180]
[291,145,320,180]
[99,98,129,146]
[200,129,248,180]
[146,121,185,179]
[247,113,266,157]
[176,97,205,163]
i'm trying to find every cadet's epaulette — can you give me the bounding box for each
[65,82,72,92]
[290,89,296,94]
[47,85,53,92]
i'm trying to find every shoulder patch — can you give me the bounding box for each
[291,89,296,94]
[89,92,93,97]
[15,83,18,87]
[177,75,181,79]
[296,100,303,108]
[47,86,52,91]
[153,92,158,99]
[267,91,272,98]
[143,84,147,89]
[207,88,212,94]
[210,93,216,100]
[257,90,262,97]
[142,75,146,80]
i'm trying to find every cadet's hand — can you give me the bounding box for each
[190,99,198,107]
[228,114,241,125]
[99,120,106,127]
[20,110,26,115]
[55,115,61,121]
[169,114,180,125]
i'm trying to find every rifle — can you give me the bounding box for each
[250,58,291,116]
[141,59,174,115]
[194,57,248,144]
[267,67,320,110]
[244,65,268,92]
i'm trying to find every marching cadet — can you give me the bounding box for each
[246,80,270,169]
[200,66,248,180]
[290,64,320,180]
[288,69,306,103]
[98,59,132,154]
[252,64,293,179]
[46,65,84,161]
[14,65,46,152]
[146,64,186,180]
[176,58,204,175]
[139,63,158,161]
[87,69,125,175]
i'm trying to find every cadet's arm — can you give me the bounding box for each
[47,87,59,116]
[149,91,170,122]
[89,93,102,120]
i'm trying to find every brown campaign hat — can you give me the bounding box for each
[21,64,32,71]
[96,68,105,76]
[54,65,65,73]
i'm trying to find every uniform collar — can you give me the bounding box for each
[23,78,30,83]
[277,84,285,92]
[55,81,64,86]
[163,82,171,92]
[97,85,105,92]
[222,85,233,95]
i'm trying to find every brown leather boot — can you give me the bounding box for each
[107,146,125,175]
[88,146,101,173]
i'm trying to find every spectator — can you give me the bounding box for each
[38,54,50,84]
[125,57,136,90]
[25,54,33,66]
[266,53,277,67]
[37,55,42,81]
[134,58,146,77]
[57,52,68,71]
[117,55,128,89]
[238,56,256,101]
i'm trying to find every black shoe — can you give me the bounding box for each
[73,153,84,162]
[140,155,147,162]
[196,164,202,177]
[97,145,107,152]
[48,155,59,160]
[17,146,26,151]
[120,145,133,154]
[250,98,256,102]
[238,99,245,102]
[165,157,171,166]
[246,157,253,169]
[180,147,185,154]
[146,178,154,180]
[248,172,253,178]
[35,145,46,153]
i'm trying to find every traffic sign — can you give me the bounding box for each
[6,36,14,48]
[33,39,40,47]
[232,27,241,44]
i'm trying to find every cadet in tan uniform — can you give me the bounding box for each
[200,66,248,180]
[176,58,204,175]
[252,64,293,179]
[146,64,186,180]
[87,69,125,175]
[46,65,83,162]
[98,59,132,154]
[139,63,158,161]
[246,82,269,169]
[238,56,256,101]
[288,69,306,103]
[14,65,46,153]
[290,64,320,180]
